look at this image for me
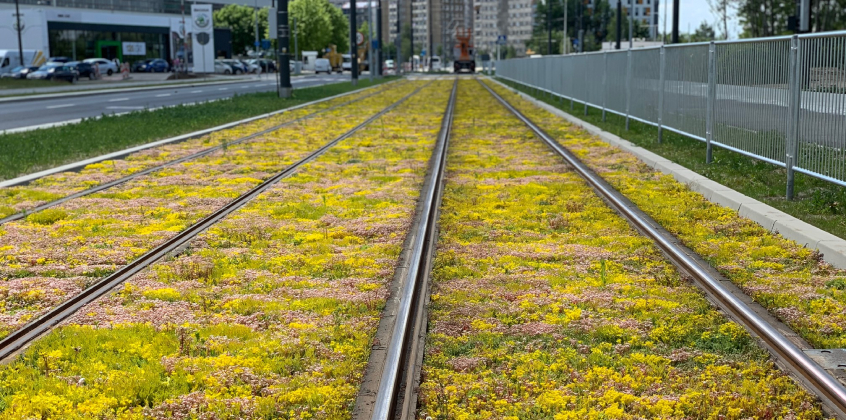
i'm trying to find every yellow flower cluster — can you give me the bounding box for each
[416,80,824,419]
[0,80,453,419]
[489,80,846,350]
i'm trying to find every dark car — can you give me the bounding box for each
[47,57,71,64]
[136,58,170,73]
[132,59,152,72]
[47,65,79,83]
[66,62,97,80]
[0,65,40,79]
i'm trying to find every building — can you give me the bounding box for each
[473,0,533,57]
[586,0,660,39]
[382,0,472,63]
[0,0,265,67]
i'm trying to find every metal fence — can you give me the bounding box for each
[496,32,846,198]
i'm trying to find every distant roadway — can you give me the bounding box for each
[0,73,352,132]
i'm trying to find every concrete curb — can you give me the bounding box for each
[0,79,399,189]
[0,76,278,103]
[489,77,846,269]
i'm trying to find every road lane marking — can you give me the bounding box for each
[155,93,171,97]
[219,88,229,91]
[108,98,129,102]
[242,85,252,89]
[46,104,75,109]
[107,106,144,110]
[190,90,203,93]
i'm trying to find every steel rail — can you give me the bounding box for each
[0,82,403,226]
[370,80,457,420]
[0,81,431,363]
[480,79,846,419]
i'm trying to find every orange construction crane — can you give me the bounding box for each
[453,28,475,73]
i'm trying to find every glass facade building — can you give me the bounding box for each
[48,26,168,61]
[0,0,183,14]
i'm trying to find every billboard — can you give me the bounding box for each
[191,4,214,73]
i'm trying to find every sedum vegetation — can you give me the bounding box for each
[416,80,824,419]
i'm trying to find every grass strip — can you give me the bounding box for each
[0,77,396,182]
[417,79,823,419]
[487,80,846,350]
[497,78,846,241]
[0,81,451,419]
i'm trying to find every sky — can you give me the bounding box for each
[665,0,742,39]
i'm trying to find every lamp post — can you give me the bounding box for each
[14,0,24,66]
[277,0,292,97]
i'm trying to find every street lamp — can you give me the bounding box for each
[15,0,24,66]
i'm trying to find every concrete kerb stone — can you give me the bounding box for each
[487,77,846,270]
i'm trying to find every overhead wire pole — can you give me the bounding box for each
[14,0,23,66]
[671,0,679,43]
[277,0,292,97]
[369,0,374,81]
[351,0,359,84]
[396,0,402,74]
[562,0,568,54]
[377,0,383,77]
[616,0,621,49]
[628,0,633,49]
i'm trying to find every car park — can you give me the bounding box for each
[47,57,70,64]
[241,60,261,73]
[66,61,97,80]
[132,59,152,72]
[214,60,232,74]
[250,59,276,72]
[314,58,332,74]
[83,58,118,76]
[0,65,40,79]
[221,59,248,74]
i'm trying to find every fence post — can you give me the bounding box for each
[625,50,632,130]
[602,51,607,122]
[559,57,564,103]
[705,41,716,164]
[786,35,801,200]
[658,46,665,143]
[584,58,589,116]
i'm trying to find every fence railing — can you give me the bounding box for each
[496,32,846,199]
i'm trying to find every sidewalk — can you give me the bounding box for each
[0,73,266,97]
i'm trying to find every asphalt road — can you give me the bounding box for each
[0,73,353,132]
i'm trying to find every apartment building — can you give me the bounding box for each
[586,0,659,38]
[473,0,533,57]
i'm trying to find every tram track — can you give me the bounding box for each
[0,81,404,226]
[359,78,846,419]
[479,79,846,419]
[0,80,432,363]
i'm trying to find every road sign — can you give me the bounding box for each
[356,31,365,46]
[496,35,507,45]
[372,40,379,49]
[421,49,426,57]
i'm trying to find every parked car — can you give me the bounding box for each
[383,59,395,73]
[66,61,97,80]
[83,58,118,76]
[0,65,39,79]
[136,58,170,72]
[342,54,352,72]
[314,58,332,74]
[27,63,63,79]
[47,56,70,64]
[132,59,153,72]
[28,63,78,83]
[221,59,248,74]
[214,60,232,75]
[240,60,261,74]
[249,59,276,72]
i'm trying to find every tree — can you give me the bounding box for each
[691,21,717,42]
[287,0,348,56]
[708,0,732,39]
[734,0,792,38]
[214,4,269,55]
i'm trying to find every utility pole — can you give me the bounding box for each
[396,0,402,74]
[14,0,24,66]
[628,0,633,49]
[615,0,621,49]
[351,0,359,84]
[181,0,188,73]
[255,0,260,55]
[377,0,383,77]
[563,0,568,54]
[369,0,374,81]
[671,0,679,43]
[277,0,292,97]
[547,0,552,55]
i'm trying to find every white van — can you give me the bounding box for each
[314,58,331,74]
[431,56,442,71]
[0,50,48,75]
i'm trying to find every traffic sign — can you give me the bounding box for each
[496,35,507,45]
[356,31,365,46]
[372,40,379,49]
